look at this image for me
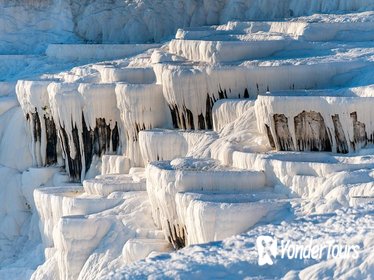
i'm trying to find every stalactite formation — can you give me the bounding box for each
[44,115,58,165]
[167,221,186,249]
[59,125,81,182]
[350,112,367,150]
[332,114,349,154]
[26,110,58,166]
[57,116,121,182]
[265,124,276,149]
[294,111,332,152]
[265,109,373,154]
[273,114,294,151]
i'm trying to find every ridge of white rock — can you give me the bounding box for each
[1,0,374,54]
[34,185,122,247]
[175,191,288,245]
[146,158,267,248]
[46,44,161,62]
[83,173,146,197]
[138,129,218,164]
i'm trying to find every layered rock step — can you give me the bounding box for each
[175,191,288,246]
[171,12,374,63]
[83,169,146,197]
[101,155,131,175]
[176,13,374,42]
[154,53,373,130]
[146,157,268,249]
[93,63,156,84]
[34,185,122,247]
[115,83,172,166]
[40,190,167,280]
[33,167,168,280]
[46,44,161,61]
[255,87,374,153]
[139,129,217,164]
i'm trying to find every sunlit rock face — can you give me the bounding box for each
[115,83,172,167]
[17,81,122,181]
[48,82,121,181]
[1,3,374,279]
[255,89,374,154]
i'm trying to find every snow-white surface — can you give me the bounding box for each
[101,155,131,175]
[122,238,172,264]
[115,83,172,167]
[1,0,373,54]
[83,173,146,197]
[139,129,218,164]
[212,99,255,131]
[0,107,33,171]
[94,65,156,84]
[175,191,289,245]
[46,44,160,62]
[34,185,122,247]
[108,203,374,280]
[0,5,373,280]
[146,158,266,247]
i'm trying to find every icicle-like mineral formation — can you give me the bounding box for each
[48,82,121,181]
[255,88,374,153]
[115,83,172,167]
[16,80,59,167]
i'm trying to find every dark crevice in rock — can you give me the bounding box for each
[169,105,179,129]
[273,114,294,151]
[181,110,187,129]
[82,116,94,173]
[168,89,232,130]
[93,118,111,155]
[44,115,58,165]
[350,112,367,150]
[265,124,276,149]
[133,122,146,142]
[218,86,227,99]
[294,111,331,152]
[60,125,82,182]
[244,88,249,98]
[332,114,349,154]
[58,116,120,181]
[198,113,205,130]
[185,107,195,130]
[205,94,214,130]
[26,110,58,166]
[112,122,119,153]
[167,220,186,249]
[31,111,42,143]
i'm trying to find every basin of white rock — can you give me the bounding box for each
[34,185,122,247]
[175,191,289,246]
[83,173,146,197]
[146,157,268,248]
